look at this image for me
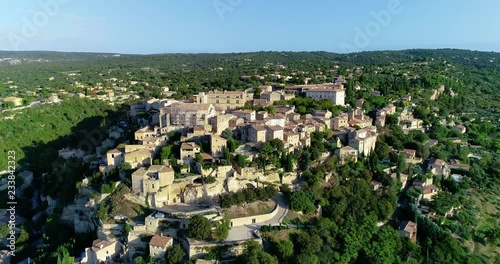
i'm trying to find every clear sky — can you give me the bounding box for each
[1,0,499,54]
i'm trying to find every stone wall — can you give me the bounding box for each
[188,237,262,259]
[227,201,279,227]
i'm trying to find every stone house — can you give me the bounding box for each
[180,142,201,165]
[149,234,173,259]
[210,135,227,158]
[131,165,175,195]
[335,145,358,164]
[398,220,417,243]
[265,126,284,142]
[249,125,267,143]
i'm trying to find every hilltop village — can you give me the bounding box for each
[31,78,469,264]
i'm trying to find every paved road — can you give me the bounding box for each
[225,193,289,241]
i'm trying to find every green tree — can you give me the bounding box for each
[363,226,402,264]
[124,222,132,236]
[274,239,294,261]
[239,240,278,264]
[290,190,316,213]
[97,202,109,221]
[165,244,185,264]
[188,215,212,240]
[284,153,294,172]
[56,244,74,264]
[161,145,173,160]
[374,141,390,160]
[234,154,249,167]
[385,114,399,126]
[295,253,319,264]
[214,217,231,241]
[222,146,231,162]
[195,153,203,164]
[221,128,234,139]
[134,256,147,264]
[0,224,8,238]
[16,227,29,244]
[119,162,132,171]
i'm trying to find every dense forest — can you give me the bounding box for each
[0,98,117,170]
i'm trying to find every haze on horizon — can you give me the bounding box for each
[1,0,499,54]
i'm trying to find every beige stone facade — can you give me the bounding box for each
[106,148,124,167]
[332,113,349,129]
[265,126,284,142]
[335,146,359,164]
[211,114,236,134]
[348,127,378,156]
[180,142,201,165]
[210,134,227,158]
[260,91,281,104]
[91,239,122,263]
[303,83,345,105]
[249,125,267,143]
[231,109,256,122]
[135,126,158,141]
[131,165,175,194]
[195,90,254,110]
[157,103,217,128]
[124,146,153,168]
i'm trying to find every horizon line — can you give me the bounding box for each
[1,47,499,56]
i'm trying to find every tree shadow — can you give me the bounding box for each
[8,106,129,262]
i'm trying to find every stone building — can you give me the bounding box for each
[149,234,173,259]
[210,135,227,158]
[131,165,175,194]
[157,103,217,128]
[195,90,254,110]
[303,83,345,105]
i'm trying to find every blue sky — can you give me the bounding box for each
[0,0,499,54]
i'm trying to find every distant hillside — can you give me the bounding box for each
[0,48,499,68]
[0,50,124,65]
[0,49,498,112]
